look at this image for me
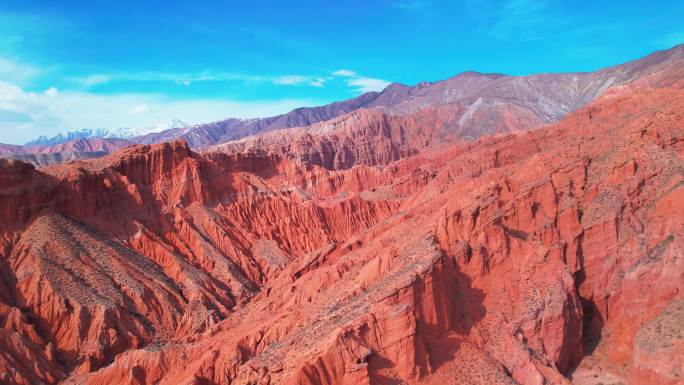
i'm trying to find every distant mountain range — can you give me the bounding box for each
[25,119,190,146]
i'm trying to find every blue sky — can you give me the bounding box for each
[0,0,682,144]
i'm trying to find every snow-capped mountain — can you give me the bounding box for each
[25,120,189,146]
[26,129,112,146]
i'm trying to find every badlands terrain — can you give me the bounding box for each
[0,45,682,384]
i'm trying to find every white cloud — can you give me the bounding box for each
[273,75,307,85]
[44,87,58,96]
[80,74,111,86]
[273,75,326,87]
[332,69,391,93]
[333,69,357,77]
[0,80,33,103]
[0,79,320,145]
[309,78,326,87]
[346,77,391,93]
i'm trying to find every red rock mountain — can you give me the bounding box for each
[0,47,682,385]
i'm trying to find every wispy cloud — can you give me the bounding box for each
[333,69,391,93]
[332,69,357,77]
[79,74,111,87]
[0,57,42,84]
[346,77,391,93]
[69,71,333,89]
[273,75,327,87]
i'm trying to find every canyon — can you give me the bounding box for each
[0,45,682,385]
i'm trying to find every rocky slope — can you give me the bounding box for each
[0,74,682,385]
[36,138,133,154]
[138,44,684,148]
[0,138,133,166]
[0,144,26,155]
[132,91,386,147]
[4,151,110,167]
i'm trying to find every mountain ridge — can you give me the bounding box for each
[5,44,683,166]
[24,119,189,146]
